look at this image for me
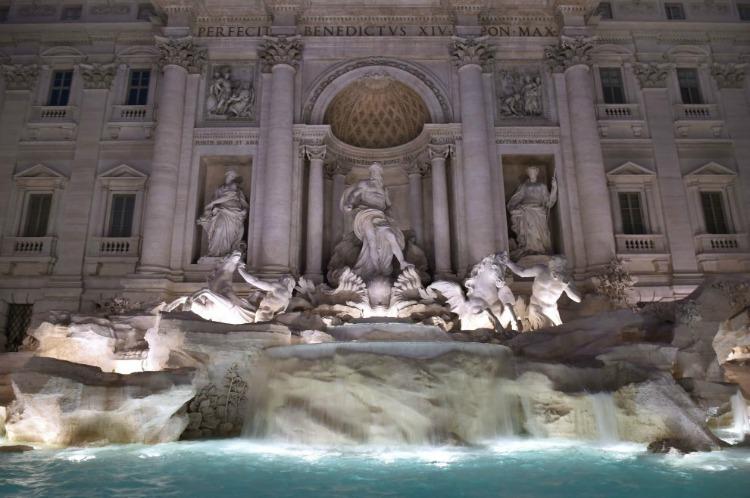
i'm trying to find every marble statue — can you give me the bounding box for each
[500,254,581,329]
[206,66,233,115]
[339,162,412,282]
[507,166,557,258]
[237,264,296,322]
[166,251,256,324]
[197,169,248,258]
[428,253,519,331]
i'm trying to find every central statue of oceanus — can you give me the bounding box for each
[339,162,413,282]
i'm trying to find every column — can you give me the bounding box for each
[547,37,615,269]
[405,158,426,246]
[633,62,699,279]
[139,36,205,274]
[713,63,750,233]
[327,162,350,245]
[54,63,116,279]
[256,36,302,273]
[428,143,453,276]
[304,144,326,281]
[451,37,496,264]
[0,65,38,239]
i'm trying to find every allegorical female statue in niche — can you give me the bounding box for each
[507,165,557,258]
[197,169,248,257]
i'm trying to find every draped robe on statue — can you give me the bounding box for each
[507,181,555,256]
[198,183,248,257]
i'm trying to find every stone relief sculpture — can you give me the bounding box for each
[507,166,557,259]
[500,254,581,330]
[428,253,519,331]
[206,66,256,119]
[197,169,248,260]
[339,162,413,282]
[497,70,543,118]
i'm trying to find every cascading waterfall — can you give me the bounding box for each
[590,393,620,443]
[731,390,749,436]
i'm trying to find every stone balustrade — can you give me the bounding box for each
[596,104,641,120]
[30,105,78,122]
[695,233,747,253]
[111,105,153,122]
[1,236,56,257]
[673,104,720,121]
[89,236,141,257]
[615,234,667,253]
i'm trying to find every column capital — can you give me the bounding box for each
[711,63,747,89]
[633,62,675,89]
[544,36,595,73]
[0,64,40,91]
[79,63,117,90]
[428,143,452,160]
[450,36,493,71]
[155,36,207,74]
[305,144,327,161]
[404,158,428,176]
[325,161,351,178]
[259,35,303,72]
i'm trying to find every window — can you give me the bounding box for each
[22,193,52,237]
[618,192,646,234]
[739,3,750,21]
[596,2,613,19]
[665,3,685,19]
[61,5,82,20]
[600,68,626,104]
[677,69,703,105]
[108,194,136,237]
[701,191,729,234]
[126,69,150,106]
[47,70,73,106]
[0,6,9,22]
[4,304,33,352]
[137,3,155,21]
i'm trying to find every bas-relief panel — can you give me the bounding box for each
[494,65,545,123]
[205,64,258,123]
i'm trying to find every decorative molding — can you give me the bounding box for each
[79,63,117,90]
[544,36,595,73]
[494,126,560,144]
[193,128,260,146]
[305,144,327,161]
[404,158,428,176]
[427,143,452,160]
[155,36,207,74]
[0,64,40,91]
[711,63,747,89]
[258,36,303,72]
[450,37,494,70]
[633,62,674,89]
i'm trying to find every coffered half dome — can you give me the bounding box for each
[324,72,431,149]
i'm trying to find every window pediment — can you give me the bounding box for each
[98,164,148,189]
[40,46,86,64]
[607,162,656,185]
[685,162,736,186]
[14,163,68,189]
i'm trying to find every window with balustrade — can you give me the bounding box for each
[599,68,626,105]
[618,192,647,235]
[596,2,613,19]
[740,3,750,21]
[21,193,52,237]
[108,194,136,238]
[700,192,729,235]
[126,69,150,106]
[665,2,686,20]
[47,70,73,106]
[677,69,703,105]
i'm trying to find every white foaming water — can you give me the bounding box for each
[590,392,620,443]
[731,390,749,436]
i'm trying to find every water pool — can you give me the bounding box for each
[2,439,750,498]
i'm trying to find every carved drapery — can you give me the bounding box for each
[0,64,40,90]
[544,36,595,73]
[155,36,207,74]
[79,63,117,90]
[633,62,675,89]
[711,63,747,89]
[450,37,493,70]
[259,36,303,71]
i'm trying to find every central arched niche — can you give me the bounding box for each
[323,72,431,149]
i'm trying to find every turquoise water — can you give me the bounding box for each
[2,439,750,498]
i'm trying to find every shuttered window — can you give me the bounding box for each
[701,191,729,234]
[48,70,73,106]
[22,193,52,237]
[108,194,136,237]
[618,192,646,235]
[127,70,150,106]
[600,68,626,104]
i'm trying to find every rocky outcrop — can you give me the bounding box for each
[5,357,197,446]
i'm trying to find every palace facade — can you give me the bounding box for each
[1,0,749,347]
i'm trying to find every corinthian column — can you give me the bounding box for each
[327,161,351,245]
[139,37,205,274]
[304,144,326,281]
[257,36,302,273]
[545,37,614,269]
[428,143,452,276]
[451,37,496,264]
[405,158,426,246]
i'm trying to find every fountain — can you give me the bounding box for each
[590,393,620,443]
[731,391,749,437]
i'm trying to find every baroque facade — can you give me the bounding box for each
[0,0,749,339]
